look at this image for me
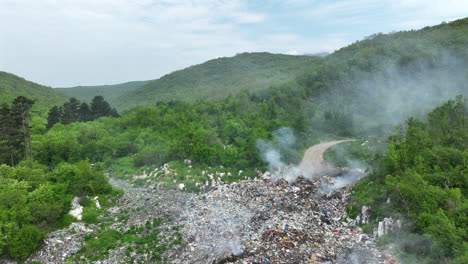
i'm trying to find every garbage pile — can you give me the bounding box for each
[22,170,398,264]
[28,223,94,264]
[173,175,397,264]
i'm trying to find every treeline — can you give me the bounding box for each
[47,95,119,129]
[35,86,316,171]
[350,96,467,263]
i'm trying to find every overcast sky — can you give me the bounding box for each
[0,0,467,87]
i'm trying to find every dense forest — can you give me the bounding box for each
[0,17,467,262]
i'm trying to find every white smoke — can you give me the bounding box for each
[256,127,318,182]
[256,127,295,172]
[256,140,285,172]
[320,169,366,193]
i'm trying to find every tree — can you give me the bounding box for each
[90,96,112,119]
[46,106,63,129]
[79,102,92,122]
[109,108,120,118]
[0,104,18,165]
[11,96,35,162]
[62,97,80,124]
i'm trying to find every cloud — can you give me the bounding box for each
[286,50,300,55]
[232,12,266,24]
[0,0,266,86]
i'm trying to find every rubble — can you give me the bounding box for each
[360,206,371,225]
[18,161,398,263]
[171,175,394,264]
[27,223,94,264]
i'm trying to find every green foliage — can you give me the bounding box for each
[0,161,115,260]
[7,225,44,260]
[46,106,63,129]
[74,217,178,263]
[62,97,81,124]
[351,96,468,262]
[112,52,322,109]
[79,229,122,260]
[82,207,100,224]
[36,85,314,175]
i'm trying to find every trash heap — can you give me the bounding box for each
[23,171,399,264]
[173,176,397,264]
[28,223,94,263]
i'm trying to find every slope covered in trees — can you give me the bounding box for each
[0,72,68,113]
[296,17,468,135]
[55,80,150,105]
[348,96,467,263]
[112,52,322,109]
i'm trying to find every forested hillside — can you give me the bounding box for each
[56,80,150,104]
[0,72,68,113]
[297,17,468,135]
[113,52,322,109]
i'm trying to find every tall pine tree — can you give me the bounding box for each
[62,97,80,124]
[0,103,21,166]
[90,95,112,119]
[79,102,92,122]
[46,106,63,129]
[10,96,35,162]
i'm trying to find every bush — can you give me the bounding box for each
[56,214,77,228]
[8,225,44,260]
[82,207,99,224]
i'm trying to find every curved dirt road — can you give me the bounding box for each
[299,139,355,177]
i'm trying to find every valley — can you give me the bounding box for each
[0,16,467,264]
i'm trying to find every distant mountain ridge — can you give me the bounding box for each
[56,80,151,103]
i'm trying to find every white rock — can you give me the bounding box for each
[361,206,370,224]
[94,196,101,209]
[69,197,83,221]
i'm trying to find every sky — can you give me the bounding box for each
[0,0,467,87]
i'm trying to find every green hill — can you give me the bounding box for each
[113,52,321,109]
[55,80,150,103]
[295,17,468,134]
[0,71,69,113]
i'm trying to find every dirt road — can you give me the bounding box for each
[299,139,355,177]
